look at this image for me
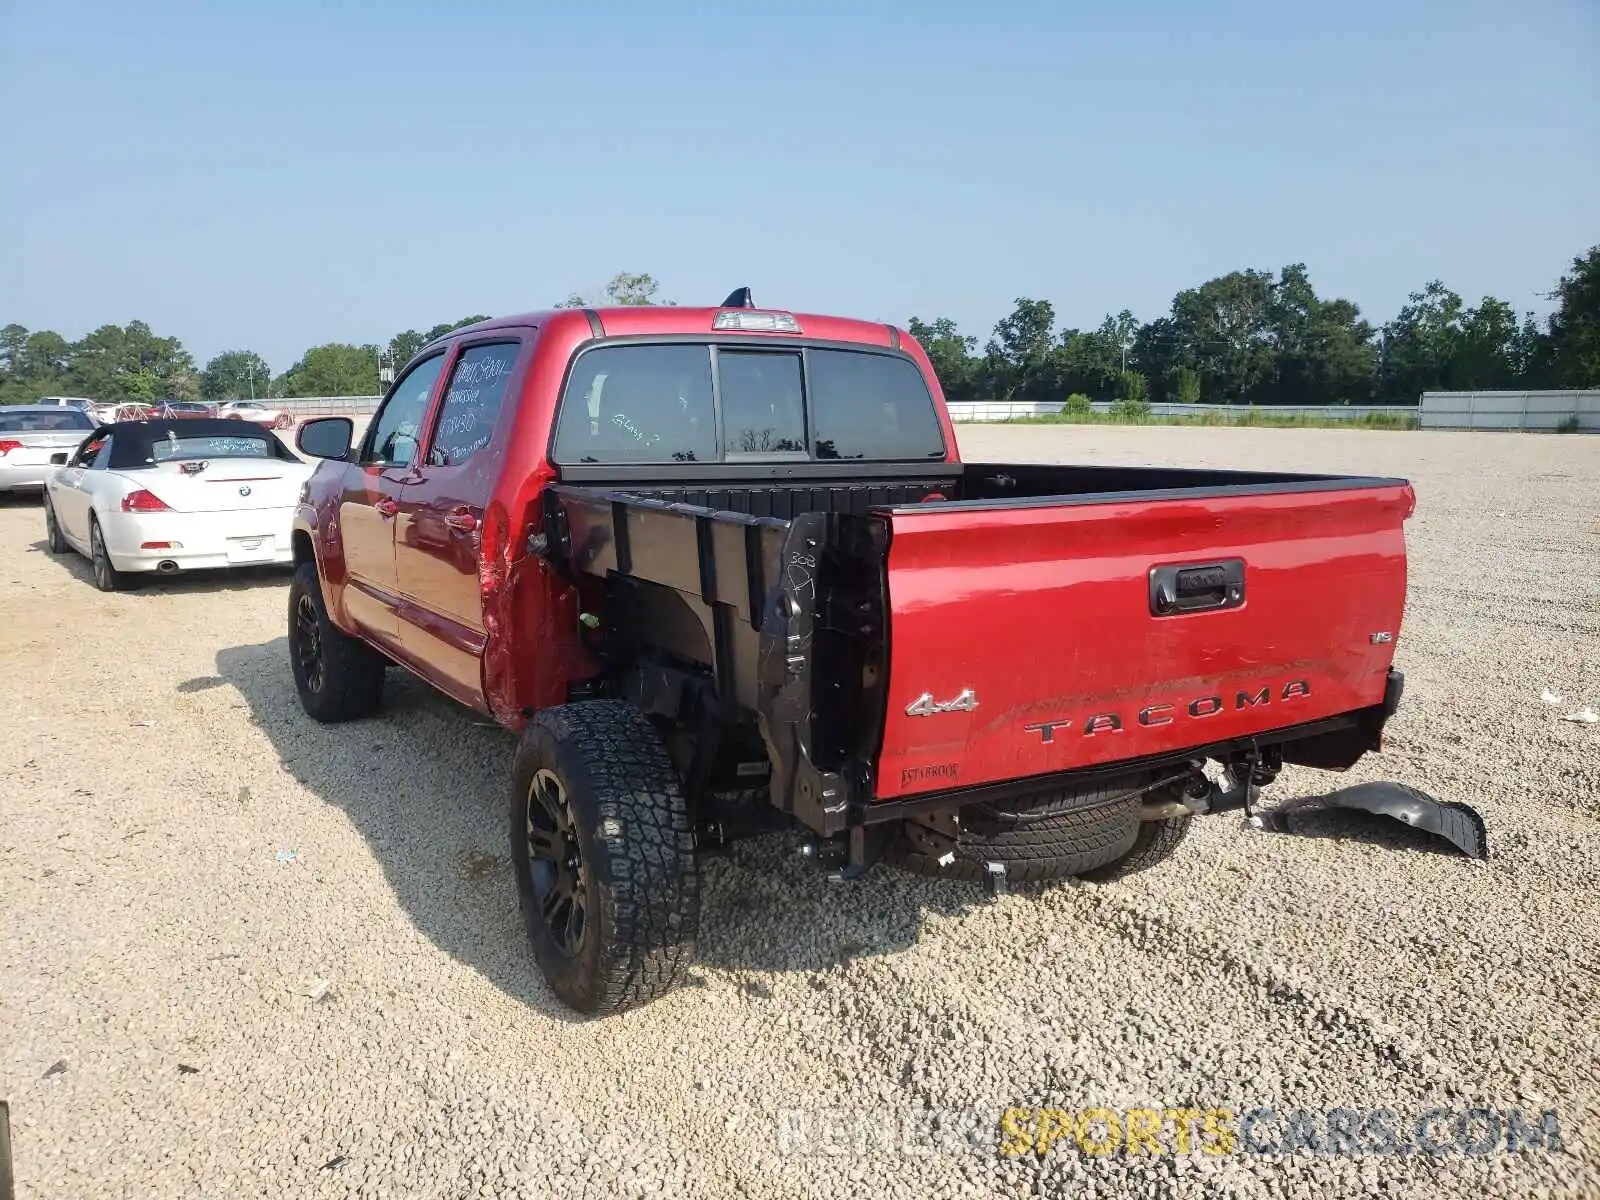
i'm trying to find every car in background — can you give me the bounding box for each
[32,396,100,416]
[0,405,102,494]
[154,401,218,419]
[42,417,314,591]
[217,400,294,430]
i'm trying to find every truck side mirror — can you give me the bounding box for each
[297,417,354,460]
[49,453,69,466]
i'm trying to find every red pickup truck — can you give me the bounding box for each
[288,291,1417,1015]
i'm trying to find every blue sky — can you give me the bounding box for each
[2,0,1595,373]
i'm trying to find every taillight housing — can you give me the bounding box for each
[0,439,21,455]
[121,489,171,513]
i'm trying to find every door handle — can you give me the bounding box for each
[375,498,399,518]
[443,508,477,533]
[1149,559,1245,615]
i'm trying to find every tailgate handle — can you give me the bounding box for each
[1150,559,1245,615]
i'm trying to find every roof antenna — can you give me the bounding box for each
[720,287,755,309]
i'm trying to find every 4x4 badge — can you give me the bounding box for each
[905,688,979,717]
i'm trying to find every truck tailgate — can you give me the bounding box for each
[874,483,1414,799]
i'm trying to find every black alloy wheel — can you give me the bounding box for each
[524,768,588,957]
[293,592,326,695]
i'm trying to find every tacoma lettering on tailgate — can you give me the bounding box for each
[1024,679,1312,743]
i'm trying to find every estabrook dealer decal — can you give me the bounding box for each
[1025,679,1312,743]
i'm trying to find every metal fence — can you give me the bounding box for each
[273,395,384,417]
[946,400,1418,423]
[1419,390,1598,432]
[271,392,1598,433]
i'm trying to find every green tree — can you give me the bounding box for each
[1266,266,1378,405]
[985,298,1059,402]
[1137,269,1276,404]
[65,320,194,404]
[386,330,428,368]
[555,272,673,308]
[201,350,271,402]
[1170,365,1202,403]
[1116,369,1149,404]
[1,324,28,377]
[1542,246,1600,387]
[21,330,73,383]
[1376,282,1533,401]
[1058,322,1125,400]
[422,314,491,342]
[278,343,380,397]
[907,317,978,402]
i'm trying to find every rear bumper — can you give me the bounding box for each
[100,507,297,572]
[0,465,53,491]
[781,669,1407,835]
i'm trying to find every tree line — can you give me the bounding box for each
[4,252,1595,408]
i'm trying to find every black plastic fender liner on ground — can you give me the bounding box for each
[1259,781,1489,860]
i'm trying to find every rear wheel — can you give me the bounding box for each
[509,701,700,1016]
[43,498,66,554]
[287,561,386,722]
[88,517,124,592]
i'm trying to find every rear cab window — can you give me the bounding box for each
[0,411,97,433]
[551,343,945,466]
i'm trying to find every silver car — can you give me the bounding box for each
[0,405,101,494]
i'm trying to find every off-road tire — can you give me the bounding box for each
[1079,814,1193,882]
[509,701,700,1016]
[88,516,125,592]
[43,498,67,554]
[287,561,386,722]
[885,781,1145,883]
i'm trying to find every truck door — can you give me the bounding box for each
[394,338,522,708]
[339,352,449,650]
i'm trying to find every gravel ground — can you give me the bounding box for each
[2,426,1596,1200]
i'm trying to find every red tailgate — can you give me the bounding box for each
[874,484,1414,799]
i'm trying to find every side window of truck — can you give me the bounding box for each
[362,353,447,468]
[808,349,946,460]
[426,342,518,467]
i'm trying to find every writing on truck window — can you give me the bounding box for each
[429,343,517,466]
[553,344,716,464]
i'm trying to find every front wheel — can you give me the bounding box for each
[286,561,386,722]
[509,701,700,1016]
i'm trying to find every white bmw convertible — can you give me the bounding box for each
[42,417,314,591]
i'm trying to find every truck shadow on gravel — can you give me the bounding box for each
[212,639,994,1018]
